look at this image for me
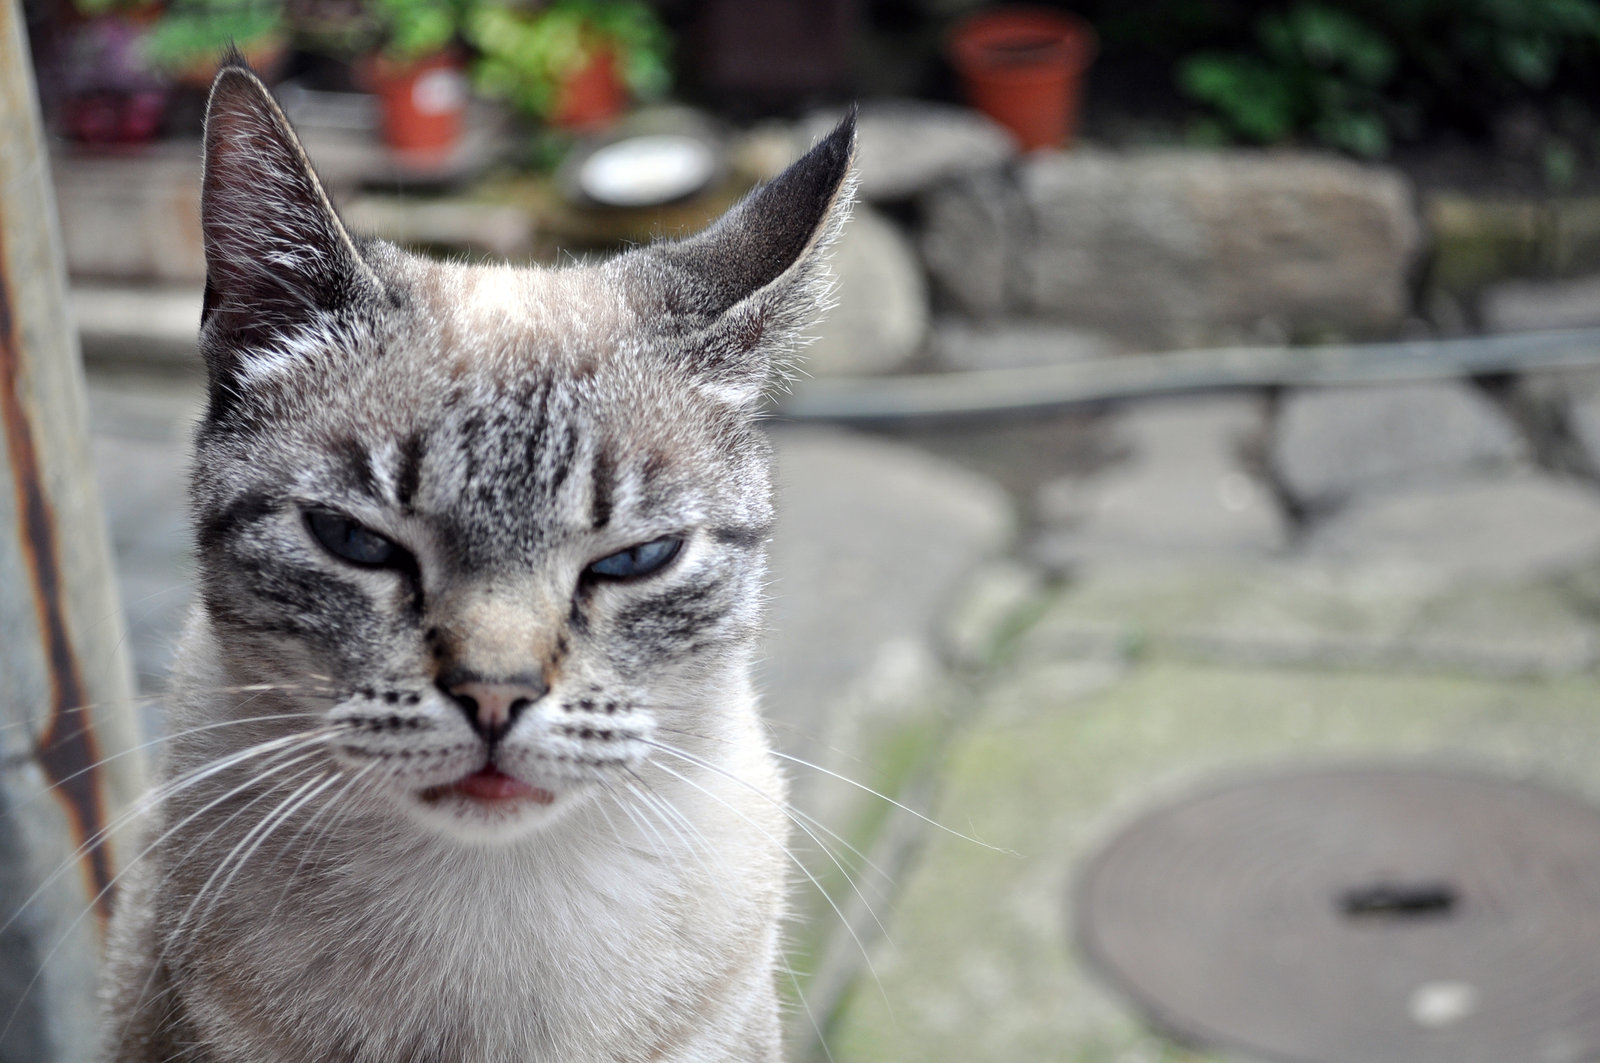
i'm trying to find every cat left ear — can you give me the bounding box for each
[612,111,857,407]
[199,58,379,400]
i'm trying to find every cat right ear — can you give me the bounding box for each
[612,112,857,408]
[199,60,378,402]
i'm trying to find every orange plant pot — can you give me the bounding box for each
[370,52,468,155]
[551,48,627,131]
[948,7,1097,151]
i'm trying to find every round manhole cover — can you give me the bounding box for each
[1075,766,1600,1063]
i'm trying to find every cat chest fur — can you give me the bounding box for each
[99,58,855,1063]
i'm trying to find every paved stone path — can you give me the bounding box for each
[82,354,1600,1063]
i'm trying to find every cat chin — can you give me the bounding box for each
[403,781,590,843]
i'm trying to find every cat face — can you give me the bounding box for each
[192,66,854,841]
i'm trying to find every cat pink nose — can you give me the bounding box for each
[442,673,548,739]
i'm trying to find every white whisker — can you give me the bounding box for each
[643,752,893,1019]
[643,738,894,950]
[770,749,1014,854]
[189,770,341,932]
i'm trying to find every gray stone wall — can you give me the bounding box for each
[923,150,1423,348]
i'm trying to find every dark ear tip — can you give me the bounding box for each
[817,104,858,164]
[208,47,267,101]
[783,104,856,202]
[219,43,251,73]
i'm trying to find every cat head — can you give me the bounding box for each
[192,62,854,840]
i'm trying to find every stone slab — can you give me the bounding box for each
[1034,396,1287,565]
[1305,473,1600,581]
[825,656,1600,1063]
[73,284,201,367]
[52,143,206,284]
[1558,375,1600,477]
[1482,273,1600,334]
[753,426,1016,1048]
[1019,557,1600,678]
[1273,382,1529,510]
[762,426,1014,796]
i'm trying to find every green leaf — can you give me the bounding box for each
[1178,54,1302,142]
[1286,3,1397,84]
[1313,109,1391,157]
[1499,33,1559,84]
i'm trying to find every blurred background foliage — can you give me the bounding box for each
[1173,0,1600,159]
[1069,0,1600,174]
[35,0,1600,186]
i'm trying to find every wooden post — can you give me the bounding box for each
[0,5,148,1059]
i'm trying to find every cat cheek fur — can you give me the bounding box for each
[99,57,854,1063]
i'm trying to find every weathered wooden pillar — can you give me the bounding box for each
[0,5,149,1060]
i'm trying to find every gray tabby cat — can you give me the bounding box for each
[100,60,854,1062]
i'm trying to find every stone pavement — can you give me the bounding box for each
[81,352,1600,1062]
[819,381,1600,1063]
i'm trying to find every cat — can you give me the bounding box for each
[99,58,855,1063]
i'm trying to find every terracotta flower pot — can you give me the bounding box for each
[551,48,627,131]
[948,6,1097,151]
[370,52,468,155]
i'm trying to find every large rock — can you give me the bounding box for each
[922,150,1422,345]
[805,206,929,376]
[1273,382,1529,511]
[802,100,1017,202]
[929,318,1117,372]
[919,166,1031,318]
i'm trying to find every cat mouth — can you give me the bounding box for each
[421,766,557,806]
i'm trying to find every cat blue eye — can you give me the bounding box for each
[587,536,683,580]
[306,511,401,568]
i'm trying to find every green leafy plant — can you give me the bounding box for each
[1179,3,1399,157]
[1178,0,1600,158]
[466,0,669,120]
[367,0,471,62]
[142,0,284,72]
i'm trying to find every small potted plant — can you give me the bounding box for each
[365,0,473,155]
[467,0,669,131]
[143,0,288,87]
[58,2,169,145]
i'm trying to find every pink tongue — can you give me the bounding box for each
[452,767,554,804]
